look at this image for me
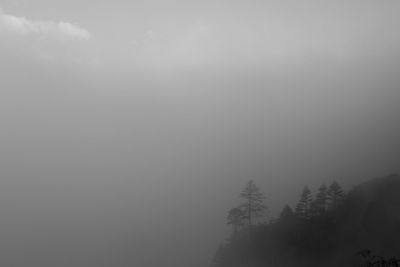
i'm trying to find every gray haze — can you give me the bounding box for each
[1,1,400,267]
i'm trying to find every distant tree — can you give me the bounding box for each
[314,184,329,215]
[327,181,345,209]
[279,204,294,220]
[213,174,400,267]
[240,180,267,226]
[227,208,245,235]
[310,199,319,218]
[295,186,313,219]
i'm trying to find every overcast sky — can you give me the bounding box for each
[1,1,400,267]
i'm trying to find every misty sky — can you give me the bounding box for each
[1,1,400,267]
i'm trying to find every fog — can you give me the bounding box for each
[0,1,400,267]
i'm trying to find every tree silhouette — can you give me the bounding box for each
[227,207,245,235]
[239,180,267,226]
[314,184,328,215]
[214,174,400,267]
[279,204,294,220]
[327,180,345,209]
[295,186,313,219]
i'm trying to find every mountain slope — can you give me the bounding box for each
[212,174,400,267]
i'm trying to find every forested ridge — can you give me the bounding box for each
[212,174,400,267]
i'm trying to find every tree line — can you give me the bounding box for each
[226,180,345,235]
[212,174,400,267]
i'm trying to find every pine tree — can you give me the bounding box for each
[314,184,328,215]
[239,180,267,226]
[327,180,345,209]
[295,186,313,219]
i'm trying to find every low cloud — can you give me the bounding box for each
[0,8,98,68]
[0,8,90,42]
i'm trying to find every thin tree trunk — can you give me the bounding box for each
[248,197,251,226]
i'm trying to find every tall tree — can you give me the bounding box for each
[327,180,345,209]
[295,186,313,219]
[240,180,267,226]
[314,184,328,215]
[227,207,245,235]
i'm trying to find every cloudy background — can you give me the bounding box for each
[0,1,400,267]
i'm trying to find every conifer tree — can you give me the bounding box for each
[327,180,345,209]
[239,180,267,226]
[295,186,313,219]
[314,184,328,215]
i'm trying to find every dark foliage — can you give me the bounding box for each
[295,186,313,219]
[227,208,245,235]
[357,249,400,267]
[212,174,400,267]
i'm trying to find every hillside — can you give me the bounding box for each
[212,174,400,267]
